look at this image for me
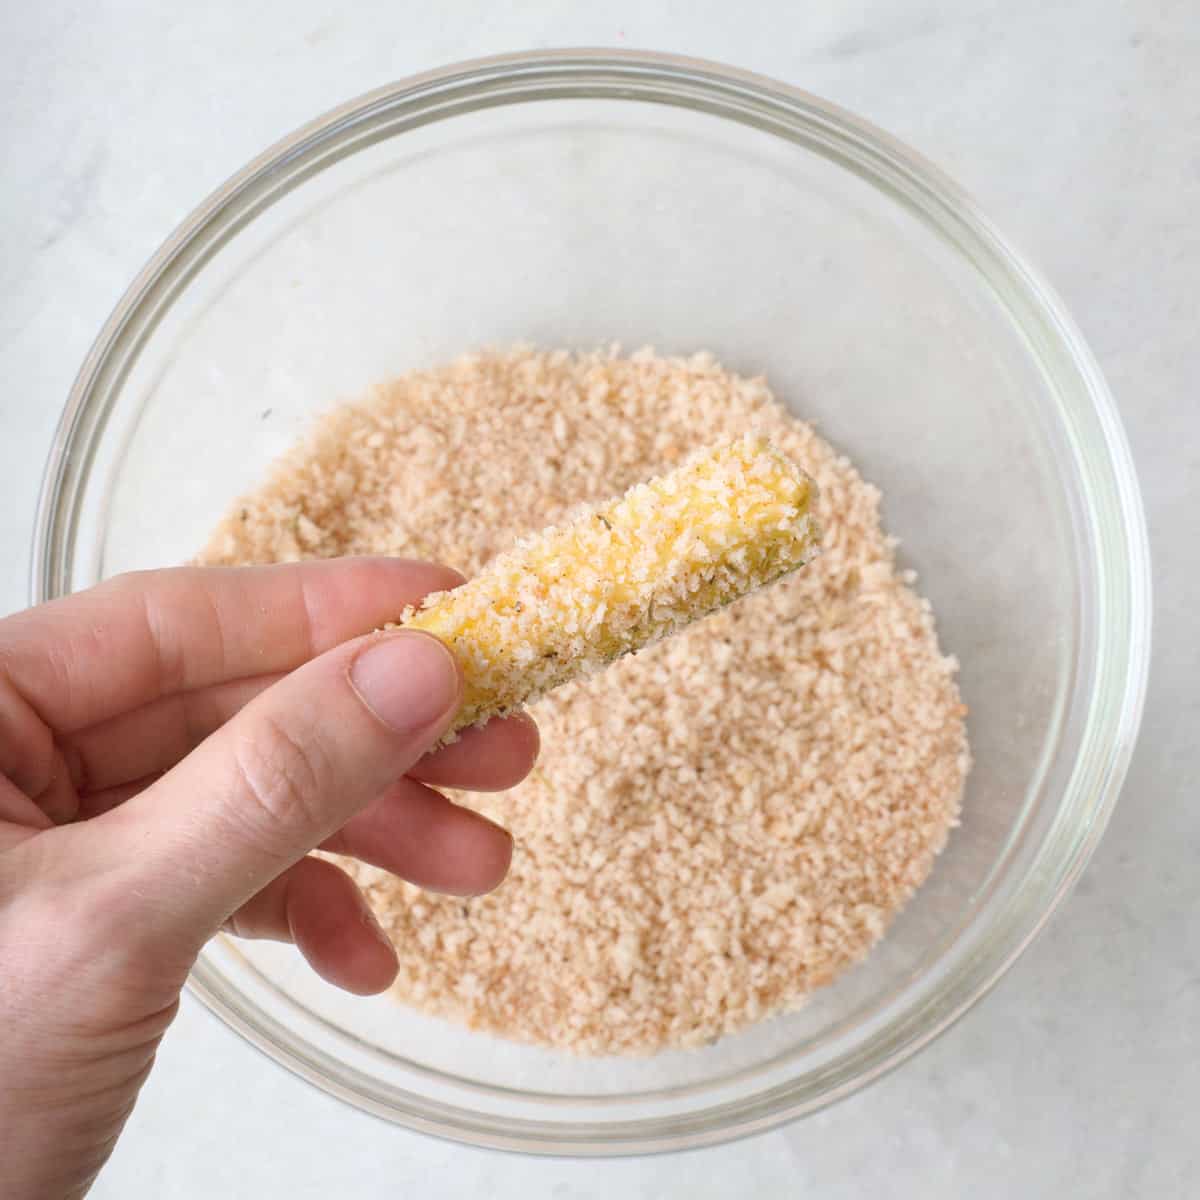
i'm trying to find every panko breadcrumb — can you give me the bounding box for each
[200,347,969,1055]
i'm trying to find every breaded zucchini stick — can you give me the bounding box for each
[400,435,820,732]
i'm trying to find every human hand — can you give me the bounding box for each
[0,559,537,1200]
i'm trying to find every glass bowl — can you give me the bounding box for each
[32,50,1150,1153]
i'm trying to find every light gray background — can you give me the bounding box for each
[1,2,1195,1196]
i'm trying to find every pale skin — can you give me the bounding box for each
[0,559,538,1200]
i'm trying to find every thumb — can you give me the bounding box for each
[106,629,460,939]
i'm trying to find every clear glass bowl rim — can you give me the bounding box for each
[31,49,1152,1155]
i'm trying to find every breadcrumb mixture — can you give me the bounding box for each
[201,347,969,1055]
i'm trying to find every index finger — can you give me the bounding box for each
[0,558,461,734]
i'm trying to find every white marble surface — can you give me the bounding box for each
[2,2,1196,1196]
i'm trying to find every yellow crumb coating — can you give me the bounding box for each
[399,434,821,731]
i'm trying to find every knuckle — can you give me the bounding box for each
[0,678,55,798]
[228,715,329,846]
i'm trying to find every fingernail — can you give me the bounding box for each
[359,900,396,950]
[349,632,460,735]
